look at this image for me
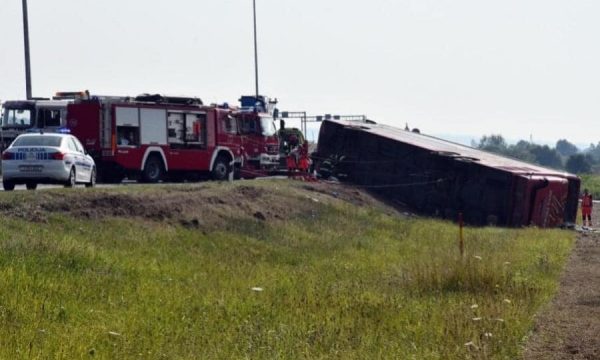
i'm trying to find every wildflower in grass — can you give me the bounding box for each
[251,287,264,292]
[470,304,478,309]
[472,317,482,321]
[464,341,479,350]
[474,255,482,261]
[503,299,511,304]
[503,261,511,265]
[483,332,492,338]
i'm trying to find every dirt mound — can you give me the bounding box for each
[0,180,398,228]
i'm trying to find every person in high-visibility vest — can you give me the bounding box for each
[581,189,593,227]
[297,141,310,174]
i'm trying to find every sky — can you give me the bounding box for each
[1,0,599,146]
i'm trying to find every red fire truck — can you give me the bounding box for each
[60,92,281,182]
[231,95,280,178]
[63,93,243,183]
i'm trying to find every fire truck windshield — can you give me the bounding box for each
[3,108,33,127]
[260,116,277,137]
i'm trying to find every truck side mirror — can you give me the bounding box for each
[279,120,285,130]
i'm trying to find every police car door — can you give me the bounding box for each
[69,136,90,181]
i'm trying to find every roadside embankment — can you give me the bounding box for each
[0,180,574,358]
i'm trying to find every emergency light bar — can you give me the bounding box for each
[54,90,90,100]
[25,127,71,134]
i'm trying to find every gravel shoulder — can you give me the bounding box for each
[522,206,600,359]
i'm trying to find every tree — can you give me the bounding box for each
[477,135,508,154]
[555,139,579,157]
[585,142,600,163]
[566,154,592,174]
[529,145,563,169]
[506,140,536,162]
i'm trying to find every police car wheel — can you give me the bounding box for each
[65,168,76,188]
[3,180,15,191]
[86,168,96,188]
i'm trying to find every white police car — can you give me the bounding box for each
[1,133,96,191]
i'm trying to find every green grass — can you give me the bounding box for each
[580,173,600,198]
[0,184,573,359]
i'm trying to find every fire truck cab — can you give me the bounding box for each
[65,94,241,183]
[233,95,280,178]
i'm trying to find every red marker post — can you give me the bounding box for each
[458,212,464,257]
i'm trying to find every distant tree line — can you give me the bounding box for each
[473,135,599,174]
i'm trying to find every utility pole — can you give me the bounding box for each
[252,0,259,97]
[22,0,32,100]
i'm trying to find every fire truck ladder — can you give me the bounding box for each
[54,91,132,103]
[134,94,203,106]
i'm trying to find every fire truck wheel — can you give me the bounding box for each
[65,168,76,188]
[212,156,231,181]
[3,180,15,191]
[86,168,97,188]
[142,156,164,183]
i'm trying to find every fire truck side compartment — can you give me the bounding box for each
[139,108,167,145]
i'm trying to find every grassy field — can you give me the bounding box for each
[0,181,574,359]
[579,173,600,198]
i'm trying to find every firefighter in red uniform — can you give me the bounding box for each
[298,141,310,174]
[581,189,593,228]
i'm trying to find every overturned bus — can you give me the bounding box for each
[313,119,580,228]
